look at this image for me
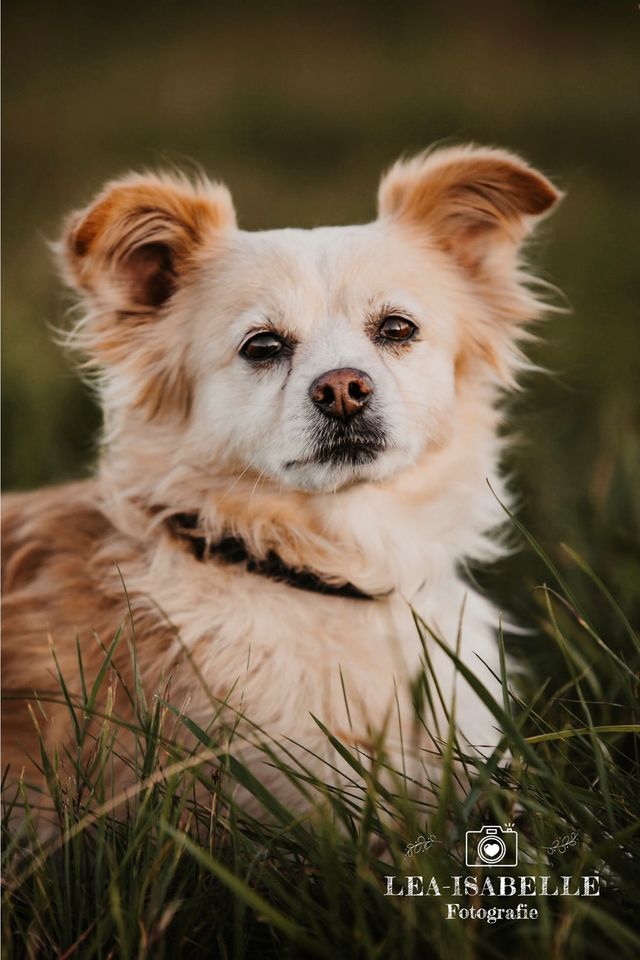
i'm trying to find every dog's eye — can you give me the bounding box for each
[378,315,417,342]
[241,332,286,361]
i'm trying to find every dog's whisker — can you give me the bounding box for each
[214,435,285,501]
[248,468,269,506]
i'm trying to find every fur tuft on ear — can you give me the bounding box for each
[62,171,236,311]
[378,144,561,273]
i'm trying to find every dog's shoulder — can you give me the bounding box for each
[1,480,112,593]
[1,479,175,696]
[0,480,178,791]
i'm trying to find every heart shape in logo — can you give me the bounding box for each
[483,842,501,859]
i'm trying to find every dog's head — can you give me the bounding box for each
[62,146,560,495]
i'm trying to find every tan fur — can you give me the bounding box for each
[2,144,561,818]
[1,485,176,788]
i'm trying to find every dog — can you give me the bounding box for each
[1,144,561,820]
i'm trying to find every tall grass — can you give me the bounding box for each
[2,508,639,960]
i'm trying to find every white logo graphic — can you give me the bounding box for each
[465,824,518,868]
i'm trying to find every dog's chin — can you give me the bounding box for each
[278,445,412,493]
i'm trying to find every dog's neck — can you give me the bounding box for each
[100,395,508,600]
[163,511,390,601]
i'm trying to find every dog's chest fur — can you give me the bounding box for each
[126,484,504,782]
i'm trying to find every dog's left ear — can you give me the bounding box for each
[377,145,561,273]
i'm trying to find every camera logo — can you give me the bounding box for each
[465,824,518,867]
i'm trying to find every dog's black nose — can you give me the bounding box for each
[309,368,374,420]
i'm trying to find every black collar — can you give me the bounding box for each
[165,512,385,602]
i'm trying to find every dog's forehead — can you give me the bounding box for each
[213,222,429,311]
[195,221,459,349]
[243,222,394,269]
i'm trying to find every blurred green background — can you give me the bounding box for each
[3,0,639,615]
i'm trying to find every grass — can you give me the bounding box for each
[2,499,639,959]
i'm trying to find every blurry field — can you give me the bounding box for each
[3,0,639,608]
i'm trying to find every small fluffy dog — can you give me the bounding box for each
[2,145,561,813]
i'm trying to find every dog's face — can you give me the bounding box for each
[63,146,559,494]
[185,223,461,491]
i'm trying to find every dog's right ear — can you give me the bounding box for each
[62,172,236,313]
[377,145,560,275]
